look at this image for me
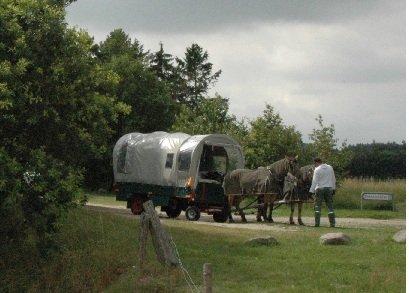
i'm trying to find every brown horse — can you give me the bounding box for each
[223,156,300,223]
[287,164,314,225]
[257,171,298,223]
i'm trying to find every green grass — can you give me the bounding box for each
[86,192,126,207]
[3,207,404,292]
[335,178,405,210]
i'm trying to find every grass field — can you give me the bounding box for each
[86,178,406,219]
[2,207,405,292]
[334,178,405,210]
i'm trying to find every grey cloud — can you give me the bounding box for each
[66,0,405,144]
[67,0,383,34]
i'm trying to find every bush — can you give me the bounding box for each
[0,148,83,256]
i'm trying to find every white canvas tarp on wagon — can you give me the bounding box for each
[113,131,245,188]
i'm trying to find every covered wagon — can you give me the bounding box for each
[113,131,245,222]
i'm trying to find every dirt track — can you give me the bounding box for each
[86,203,405,231]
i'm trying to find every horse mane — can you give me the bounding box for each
[267,157,290,177]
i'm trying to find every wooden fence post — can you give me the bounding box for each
[203,263,212,293]
[138,200,179,268]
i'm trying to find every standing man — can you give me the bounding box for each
[309,158,336,227]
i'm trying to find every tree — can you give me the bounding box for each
[96,30,177,138]
[0,0,117,252]
[0,1,123,167]
[95,28,147,62]
[104,54,176,136]
[150,42,174,81]
[171,94,247,143]
[308,115,338,161]
[173,43,221,107]
[308,115,352,178]
[345,142,405,178]
[244,105,303,168]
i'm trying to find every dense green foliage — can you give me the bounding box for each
[0,148,82,256]
[0,0,107,252]
[345,142,406,178]
[307,115,353,178]
[94,29,176,136]
[243,105,303,168]
[171,95,247,142]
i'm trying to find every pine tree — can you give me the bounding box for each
[174,43,221,107]
[150,42,174,81]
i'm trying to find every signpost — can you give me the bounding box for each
[360,192,394,211]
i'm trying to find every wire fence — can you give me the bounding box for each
[169,235,200,293]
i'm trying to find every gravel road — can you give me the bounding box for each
[86,203,405,231]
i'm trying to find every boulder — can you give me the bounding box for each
[246,236,278,246]
[392,229,405,243]
[320,233,351,245]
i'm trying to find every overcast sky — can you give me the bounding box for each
[66,0,406,144]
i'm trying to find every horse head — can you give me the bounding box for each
[285,155,301,178]
[300,164,314,183]
[283,172,298,196]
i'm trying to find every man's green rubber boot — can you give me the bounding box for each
[328,212,336,227]
[314,211,320,227]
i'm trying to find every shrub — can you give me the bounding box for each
[0,148,83,256]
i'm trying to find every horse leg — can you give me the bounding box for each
[240,209,247,223]
[237,197,247,223]
[297,202,304,225]
[267,195,273,222]
[256,196,263,222]
[261,195,269,222]
[228,196,235,223]
[289,202,295,225]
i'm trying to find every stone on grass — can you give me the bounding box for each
[320,233,351,245]
[246,236,278,246]
[392,229,405,243]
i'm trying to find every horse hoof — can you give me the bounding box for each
[228,219,235,223]
[298,221,305,226]
[242,219,248,223]
[289,221,295,225]
[256,218,262,222]
[267,218,273,223]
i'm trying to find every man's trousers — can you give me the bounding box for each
[314,187,335,227]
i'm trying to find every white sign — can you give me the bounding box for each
[361,192,393,201]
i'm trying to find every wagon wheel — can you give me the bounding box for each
[130,197,144,215]
[185,206,200,221]
[165,198,182,218]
